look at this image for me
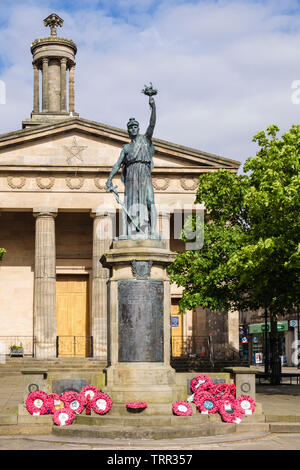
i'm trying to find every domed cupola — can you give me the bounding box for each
[23,13,79,128]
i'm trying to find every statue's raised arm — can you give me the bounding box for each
[142,82,157,141]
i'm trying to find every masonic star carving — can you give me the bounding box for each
[64,137,87,165]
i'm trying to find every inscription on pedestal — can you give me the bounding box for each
[118,280,164,362]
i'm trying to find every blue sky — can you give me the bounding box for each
[1,0,300,171]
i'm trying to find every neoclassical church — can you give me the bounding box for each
[0,14,240,360]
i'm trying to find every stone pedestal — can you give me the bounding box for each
[101,238,179,405]
[224,367,261,400]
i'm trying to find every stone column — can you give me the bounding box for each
[90,210,114,359]
[33,63,39,113]
[69,64,75,114]
[42,58,49,112]
[33,208,57,359]
[48,59,61,112]
[159,211,170,249]
[60,58,67,112]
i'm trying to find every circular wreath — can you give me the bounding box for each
[172,401,193,416]
[180,178,198,191]
[152,177,170,191]
[91,392,113,415]
[236,395,256,415]
[25,391,48,415]
[213,383,231,401]
[190,374,213,393]
[94,177,108,191]
[7,176,26,189]
[53,408,75,427]
[126,402,148,409]
[79,385,100,404]
[193,391,214,407]
[196,395,218,414]
[218,396,243,424]
[61,391,84,415]
[65,176,84,190]
[46,393,65,414]
[36,176,55,190]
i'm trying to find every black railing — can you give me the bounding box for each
[0,336,36,357]
[171,335,241,362]
[56,336,94,357]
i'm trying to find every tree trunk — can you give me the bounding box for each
[270,312,281,385]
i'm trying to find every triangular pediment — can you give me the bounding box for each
[0,117,240,172]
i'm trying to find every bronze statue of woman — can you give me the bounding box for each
[106,86,159,239]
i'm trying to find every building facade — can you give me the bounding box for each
[0,15,240,360]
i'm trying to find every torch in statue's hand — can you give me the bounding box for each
[142,82,157,107]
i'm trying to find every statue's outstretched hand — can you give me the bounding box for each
[106,178,113,192]
[149,96,155,107]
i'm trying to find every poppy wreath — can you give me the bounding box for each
[46,393,65,414]
[79,385,100,404]
[236,395,256,415]
[196,395,218,414]
[228,383,236,397]
[190,374,213,394]
[172,401,193,416]
[218,396,243,424]
[193,391,214,407]
[126,402,148,409]
[25,391,48,416]
[91,392,113,415]
[61,391,85,415]
[53,407,75,426]
[213,383,231,401]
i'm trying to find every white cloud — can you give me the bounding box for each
[1,0,300,172]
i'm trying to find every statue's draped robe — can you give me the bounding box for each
[121,134,155,235]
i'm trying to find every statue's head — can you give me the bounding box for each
[127,117,139,139]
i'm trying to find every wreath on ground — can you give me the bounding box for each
[60,391,85,415]
[25,391,48,416]
[236,395,256,415]
[126,402,148,409]
[196,395,218,414]
[172,401,193,416]
[79,385,100,404]
[193,391,214,407]
[91,392,113,415]
[213,383,231,401]
[218,396,243,424]
[46,393,65,414]
[53,408,75,426]
[190,374,213,393]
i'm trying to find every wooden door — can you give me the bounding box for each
[171,303,183,357]
[56,275,89,357]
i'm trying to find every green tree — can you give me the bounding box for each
[0,248,6,260]
[168,124,300,384]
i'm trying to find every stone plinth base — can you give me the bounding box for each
[102,238,178,408]
[103,363,179,404]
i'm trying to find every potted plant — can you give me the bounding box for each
[9,343,24,357]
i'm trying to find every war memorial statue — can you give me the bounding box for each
[105,83,159,239]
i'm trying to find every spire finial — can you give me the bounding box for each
[43,13,64,37]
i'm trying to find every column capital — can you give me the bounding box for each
[33,208,58,218]
[42,57,49,64]
[90,209,115,219]
[60,57,67,64]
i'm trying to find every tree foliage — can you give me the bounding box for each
[168,125,300,316]
[0,248,6,260]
